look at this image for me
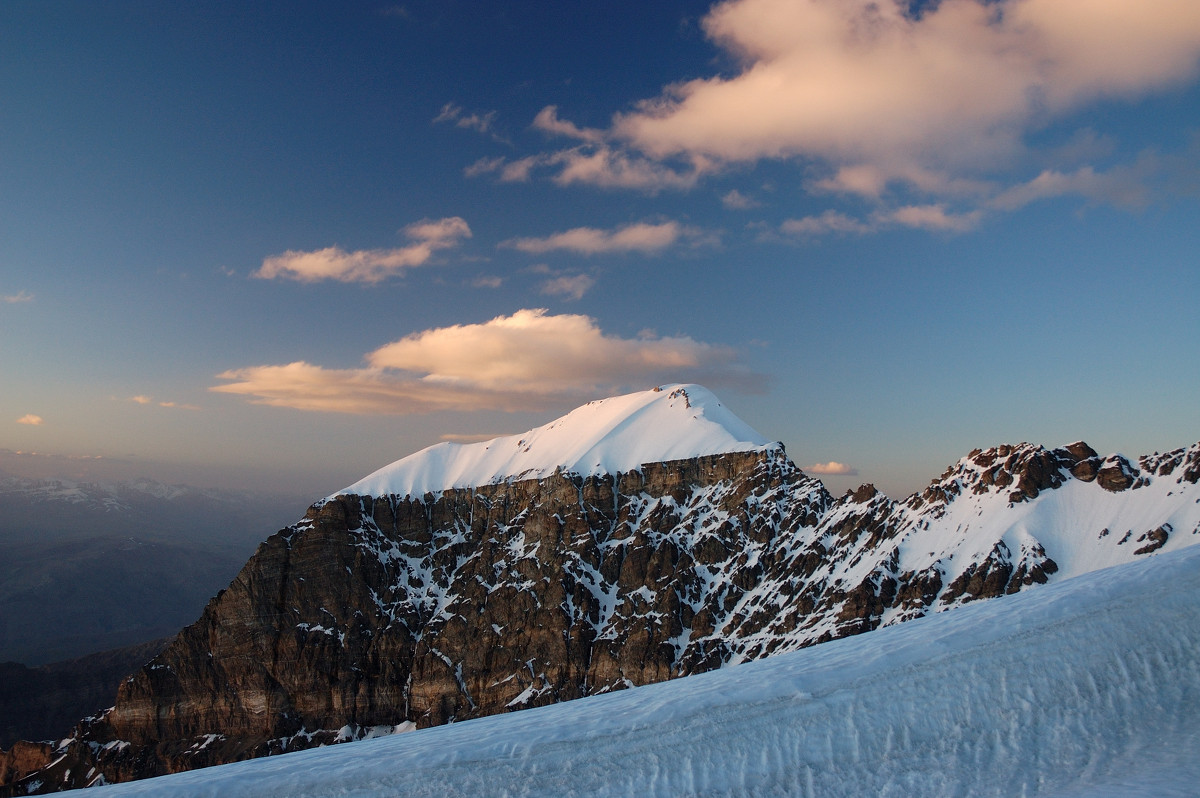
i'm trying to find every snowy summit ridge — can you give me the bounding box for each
[337,384,773,499]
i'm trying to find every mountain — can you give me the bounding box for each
[65,543,1200,798]
[0,639,171,750]
[3,385,1198,793]
[0,477,308,664]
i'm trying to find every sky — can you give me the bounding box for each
[1,0,1198,499]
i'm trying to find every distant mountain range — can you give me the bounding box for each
[2,385,1197,793]
[0,476,309,665]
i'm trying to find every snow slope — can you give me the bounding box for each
[337,384,773,499]
[90,543,1200,797]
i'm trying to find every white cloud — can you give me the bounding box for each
[254,217,471,283]
[212,309,760,414]
[503,221,705,255]
[806,461,859,476]
[539,273,595,301]
[16,414,43,426]
[2,291,32,303]
[471,275,504,289]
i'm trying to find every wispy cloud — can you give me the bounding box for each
[539,273,595,301]
[2,291,33,303]
[254,217,471,283]
[721,189,760,210]
[212,309,762,414]
[129,395,200,410]
[779,204,982,238]
[806,461,859,476]
[503,221,709,255]
[471,274,504,289]
[780,211,875,237]
[434,102,504,141]
[532,105,606,144]
[16,414,43,426]
[470,145,708,193]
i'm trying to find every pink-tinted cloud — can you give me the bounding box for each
[532,106,605,143]
[17,414,43,426]
[212,309,761,414]
[503,221,707,255]
[612,0,1200,189]
[806,461,859,476]
[508,0,1198,216]
[2,291,33,304]
[254,217,471,283]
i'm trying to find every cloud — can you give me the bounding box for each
[777,202,984,236]
[780,211,874,237]
[129,395,201,410]
[880,204,983,232]
[481,145,708,192]
[17,414,43,426]
[212,309,761,414]
[434,103,499,136]
[539,273,595,301]
[721,189,760,209]
[157,401,201,410]
[610,0,1200,191]
[503,221,706,255]
[471,275,504,289]
[779,204,981,237]
[254,217,471,283]
[989,158,1159,210]
[532,106,606,143]
[2,291,33,303]
[503,0,1198,217]
[806,461,859,476]
[464,156,506,178]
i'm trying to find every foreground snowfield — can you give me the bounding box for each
[92,544,1200,797]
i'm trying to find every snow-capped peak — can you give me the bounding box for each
[337,384,774,499]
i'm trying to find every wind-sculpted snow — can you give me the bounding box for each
[89,542,1200,798]
[339,384,772,498]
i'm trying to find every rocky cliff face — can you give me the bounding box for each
[5,440,1200,794]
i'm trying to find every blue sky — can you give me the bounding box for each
[2,0,1198,498]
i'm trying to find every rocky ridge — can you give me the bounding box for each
[3,388,1199,793]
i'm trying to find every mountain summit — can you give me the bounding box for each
[339,384,773,499]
